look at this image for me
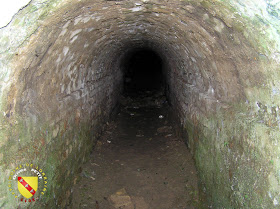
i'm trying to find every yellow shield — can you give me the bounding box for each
[18,176,38,199]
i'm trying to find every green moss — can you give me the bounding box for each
[0,104,107,207]
[181,99,280,207]
[29,5,39,13]
[200,0,211,9]
[144,3,154,10]
[12,18,21,26]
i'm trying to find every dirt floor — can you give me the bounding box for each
[69,91,206,209]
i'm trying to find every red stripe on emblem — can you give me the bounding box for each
[18,177,36,196]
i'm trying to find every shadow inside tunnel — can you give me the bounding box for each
[69,48,207,209]
[121,48,165,98]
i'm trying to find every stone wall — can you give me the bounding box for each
[0,0,280,208]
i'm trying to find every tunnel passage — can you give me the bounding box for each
[121,48,164,95]
[0,0,280,208]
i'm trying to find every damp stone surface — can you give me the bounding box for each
[0,0,280,208]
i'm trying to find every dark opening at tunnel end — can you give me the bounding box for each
[121,48,165,97]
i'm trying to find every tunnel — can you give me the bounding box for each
[0,0,280,208]
[122,48,164,94]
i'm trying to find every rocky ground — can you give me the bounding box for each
[69,91,207,209]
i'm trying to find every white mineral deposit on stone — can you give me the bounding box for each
[70,35,78,44]
[87,27,94,32]
[70,29,82,39]
[82,16,91,23]
[74,17,82,25]
[63,46,69,56]
[63,20,71,29]
[274,198,279,206]
[59,29,68,37]
[56,55,61,63]
[131,7,143,12]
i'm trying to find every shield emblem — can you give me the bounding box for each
[18,176,38,199]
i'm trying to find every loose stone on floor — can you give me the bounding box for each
[70,93,206,209]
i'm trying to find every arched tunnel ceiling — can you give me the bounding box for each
[2,0,263,117]
[1,0,280,208]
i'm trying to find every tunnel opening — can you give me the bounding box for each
[121,48,165,98]
[72,46,203,208]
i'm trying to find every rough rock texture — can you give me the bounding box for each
[0,0,280,208]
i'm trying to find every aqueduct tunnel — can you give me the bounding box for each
[0,0,280,208]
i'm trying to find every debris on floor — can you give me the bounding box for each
[81,169,96,181]
[157,125,172,134]
[109,188,134,209]
[70,90,207,209]
[120,90,167,108]
[136,130,144,137]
